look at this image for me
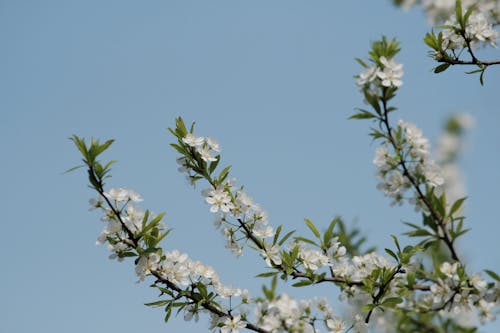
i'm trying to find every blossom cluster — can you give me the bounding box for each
[89,187,270,332]
[90,188,156,259]
[441,11,499,50]
[421,262,499,325]
[397,0,500,25]
[92,188,248,300]
[253,294,354,333]
[356,56,404,91]
[137,248,251,303]
[373,120,444,206]
[177,133,221,186]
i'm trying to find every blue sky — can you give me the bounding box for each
[1,1,499,332]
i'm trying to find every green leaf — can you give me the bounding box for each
[463,4,476,26]
[218,165,231,183]
[424,31,439,50]
[434,63,450,73]
[385,248,398,261]
[405,229,433,237]
[170,143,187,154]
[175,117,188,137]
[448,197,467,216]
[94,139,115,156]
[294,237,318,247]
[208,155,220,175]
[382,297,403,307]
[323,218,338,247]
[455,0,463,28]
[304,219,321,239]
[164,305,172,322]
[256,271,279,278]
[64,165,84,174]
[391,235,401,253]
[278,230,296,246]
[292,280,313,287]
[350,110,376,120]
[484,269,500,282]
[273,225,282,245]
[145,300,170,307]
[362,303,377,312]
[143,212,166,234]
[355,58,368,68]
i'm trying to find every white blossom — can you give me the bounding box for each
[104,188,143,202]
[204,187,235,213]
[182,133,204,147]
[220,315,246,333]
[377,56,404,87]
[260,242,282,267]
[326,317,346,333]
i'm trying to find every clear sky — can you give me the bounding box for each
[1,1,499,332]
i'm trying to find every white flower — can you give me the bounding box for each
[182,133,204,147]
[214,283,242,299]
[165,249,189,264]
[466,12,499,47]
[123,204,145,233]
[373,146,392,171]
[377,56,404,87]
[204,187,235,213]
[161,261,190,286]
[384,169,405,195]
[220,315,246,333]
[326,317,346,333]
[470,273,488,293]
[88,197,103,210]
[206,137,221,152]
[183,304,200,322]
[104,188,143,202]
[353,314,368,333]
[399,120,430,160]
[357,66,379,87]
[135,253,160,281]
[253,224,274,238]
[298,246,330,271]
[192,262,218,283]
[260,242,282,267]
[234,191,256,215]
[199,146,217,162]
[477,299,496,323]
[440,262,459,279]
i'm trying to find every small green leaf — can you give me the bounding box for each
[294,237,319,247]
[434,63,450,73]
[304,219,321,239]
[382,297,403,307]
[484,269,500,282]
[273,225,282,245]
[278,230,296,246]
[145,300,170,307]
[256,271,279,278]
[218,165,231,183]
[349,110,376,120]
[448,197,467,216]
[292,280,313,287]
[385,248,398,261]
